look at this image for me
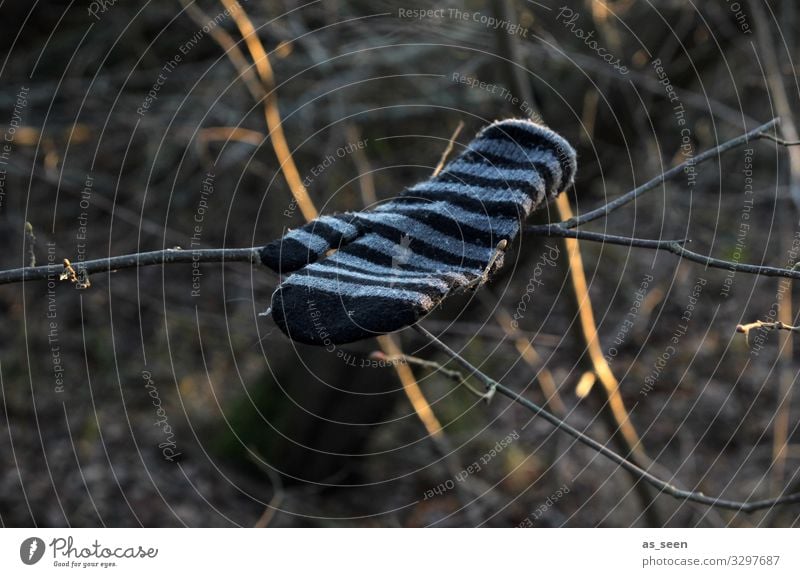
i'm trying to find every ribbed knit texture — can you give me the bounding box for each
[261,119,577,345]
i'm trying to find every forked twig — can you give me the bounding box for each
[523,119,800,281]
[412,323,800,512]
[372,351,489,400]
[525,228,800,282]
[736,320,800,346]
[559,118,780,228]
[526,224,687,249]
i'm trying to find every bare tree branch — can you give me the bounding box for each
[736,320,800,345]
[667,243,800,280]
[525,224,800,281]
[760,132,800,147]
[0,247,260,286]
[3,115,797,288]
[525,224,685,249]
[560,118,780,229]
[412,323,800,512]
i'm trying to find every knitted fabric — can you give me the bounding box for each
[261,119,577,345]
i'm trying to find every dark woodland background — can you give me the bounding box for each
[1,0,800,527]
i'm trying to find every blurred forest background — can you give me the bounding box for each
[1,0,800,527]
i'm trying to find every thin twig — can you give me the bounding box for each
[736,320,800,346]
[759,132,800,147]
[376,333,485,525]
[178,0,264,102]
[670,243,800,280]
[525,224,686,251]
[24,222,36,267]
[247,447,285,528]
[197,126,266,148]
[750,0,800,208]
[345,123,377,206]
[377,336,444,437]
[0,247,259,286]
[527,225,800,282]
[774,250,795,494]
[432,121,464,178]
[412,323,800,512]
[574,371,597,399]
[195,126,267,166]
[562,118,780,229]
[372,351,488,399]
[5,226,800,288]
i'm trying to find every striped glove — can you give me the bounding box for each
[261,119,577,345]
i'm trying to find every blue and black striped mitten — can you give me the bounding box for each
[261,119,577,345]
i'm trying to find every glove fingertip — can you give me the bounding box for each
[270,280,430,345]
[479,118,578,198]
[260,238,313,273]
